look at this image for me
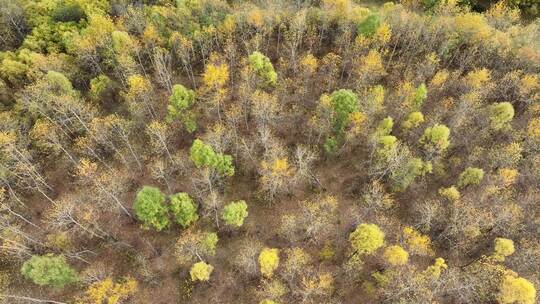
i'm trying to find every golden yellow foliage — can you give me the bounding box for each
[466,68,491,89]
[498,272,536,304]
[300,54,319,74]
[403,227,434,256]
[430,70,449,87]
[202,63,229,89]
[423,257,448,279]
[259,248,280,277]
[383,245,409,266]
[79,278,138,304]
[190,262,214,281]
[498,168,518,186]
[247,8,265,28]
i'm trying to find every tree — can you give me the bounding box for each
[170,192,198,228]
[190,262,214,281]
[190,139,234,176]
[78,277,138,304]
[221,200,248,227]
[457,167,485,188]
[402,112,425,129]
[133,186,169,231]
[248,51,277,87]
[494,238,515,259]
[166,84,197,133]
[176,230,219,266]
[489,102,514,130]
[376,117,394,137]
[420,124,450,155]
[259,248,280,277]
[357,14,380,37]
[412,83,427,110]
[349,223,385,255]
[21,255,78,288]
[497,272,536,304]
[383,245,409,266]
[438,186,460,201]
[330,89,359,134]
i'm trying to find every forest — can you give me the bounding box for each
[0,0,539,303]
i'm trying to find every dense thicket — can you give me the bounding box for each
[0,0,539,303]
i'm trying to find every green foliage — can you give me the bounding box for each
[412,83,427,110]
[133,186,169,231]
[45,70,74,94]
[89,74,112,101]
[349,223,385,255]
[376,135,397,158]
[402,111,425,129]
[248,51,277,87]
[489,102,514,130]
[457,167,484,188]
[167,84,197,132]
[357,14,380,37]
[52,2,86,23]
[189,139,234,176]
[420,124,450,154]
[376,117,394,136]
[438,186,460,201]
[391,158,432,192]
[21,255,78,288]
[323,136,339,155]
[111,31,134,54]
[330,89,359,133]
[202,232,219,255]
[222,200,248,227]
[170,192,199,228]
